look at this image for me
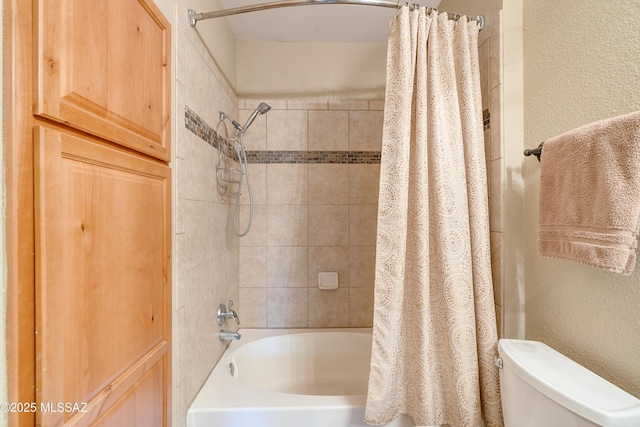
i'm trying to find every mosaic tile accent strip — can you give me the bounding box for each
[185,106,238,161]
[245,150,381,164]
[483,108,491,131]
[185,106,381,164]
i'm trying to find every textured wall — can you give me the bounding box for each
[523,0,640,397]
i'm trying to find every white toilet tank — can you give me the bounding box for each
[498,339,640,427]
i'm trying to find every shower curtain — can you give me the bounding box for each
[365,6,502,427]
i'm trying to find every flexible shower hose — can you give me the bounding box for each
[232,134,253,237]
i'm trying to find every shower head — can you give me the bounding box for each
[219,102,271,135]
[256,102,272,114]
[240,102,271,133]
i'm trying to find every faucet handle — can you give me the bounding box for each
[217,300,240,325]
[227,300,240,325]
[230,310,240,325]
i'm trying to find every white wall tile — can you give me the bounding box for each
[308,110,349,151]
[349,246,376,288]
[328,100,369,110]
[267,246,309,288]
[349,110,384,151]
[266,288,308,327]
[490,84,504,161]
[267,164,308,205]
[183,200,212,270]
[287,99,328,110]
[369,100,385,111]
[239,287,267,327]
[350,164,381,205]
[240,163,267,206]
[239,204,267,247]
[308,164,349,205]
[309,205,350,247]
[239,246,267,288]
[309,288,349,327]
[267,110,308,150]
[267,205,309,246]
[349,287,375,327]
[308,246,350,288]
[350,205,378,246]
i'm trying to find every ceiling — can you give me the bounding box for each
[217,0,441,43]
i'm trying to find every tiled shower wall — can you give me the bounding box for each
[233,12,504,333]
[234,14,504,334]
[479,11,505,337]
[173,12,504,425]
[235,99,384,328]
[174,13,239,427]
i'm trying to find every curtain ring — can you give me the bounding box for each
[399,2,409,14]
[394,0,400,15]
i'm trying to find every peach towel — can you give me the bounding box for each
[539,110,640,275]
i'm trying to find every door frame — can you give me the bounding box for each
[5,0,37,424]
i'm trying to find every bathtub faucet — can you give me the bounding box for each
[217,300,240,326]
[219,330,242,341]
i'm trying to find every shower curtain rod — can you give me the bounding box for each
[187,0,484,30]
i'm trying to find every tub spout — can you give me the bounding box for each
[219,330,242,341]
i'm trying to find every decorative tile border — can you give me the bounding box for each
[185,106,381,164]
[185,106,238,161]
[245,150,380,164]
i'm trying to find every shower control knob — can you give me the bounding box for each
[217,300,240,326]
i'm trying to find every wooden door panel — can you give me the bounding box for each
[34,126,171,426]
[69,344,167,427]
[91,359,165,427]
[34,0,171,161]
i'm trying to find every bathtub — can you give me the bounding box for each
[187,328,415,427]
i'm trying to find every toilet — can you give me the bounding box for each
[497,339,640,427]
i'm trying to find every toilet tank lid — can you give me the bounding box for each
[498,339,640,427]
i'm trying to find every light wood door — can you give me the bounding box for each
[34,0,171,161]
[34,126,171,426]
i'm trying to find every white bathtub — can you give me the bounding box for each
[187,328,415,427]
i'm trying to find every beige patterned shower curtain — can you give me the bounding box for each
[365,6,503,427]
